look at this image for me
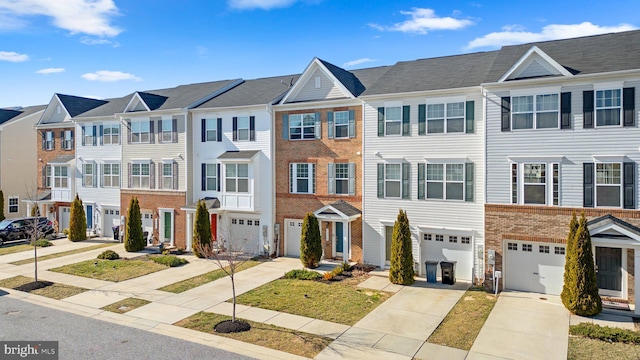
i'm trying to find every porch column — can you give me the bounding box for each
[186,212,193,251]
[342,221,348,264]
[635,249,640,316]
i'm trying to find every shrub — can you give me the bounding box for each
[162,249,170,255]
[331,266,344,276]
[570,323,640,344]
[35,239,53,247]
[323,272,334,281]
[192,200,211,258]
[389,209,415,285]
[124,197,145,252]
[284,269,322,280]
[63,228,69,236]
[97,250,120,260]
[151,255,188,267]
[300,213,322,268]
[68,194,87,242]
[340,262,352,272]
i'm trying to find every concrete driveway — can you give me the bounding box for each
[468,291,569,360]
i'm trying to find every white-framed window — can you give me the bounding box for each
[103,124,119,145]
[205,164,217,191]
[334,111,349,139]
[63,130,73,150]
[596,89,621,126]
[161,120,173,142]
[384,106,402,136]
[83,126,95,146]
[426,163,464,200]
[45,166,52,187]
[289,163,315,194]
[427,102,465,133]
[102,163,120,188]
[511,94,559,129]
[511,162,560,205]
[83,162,96,187]
[595,163,622,207]
[44,131,54,150]
[225,163,249,193]
[205,119,217,141]
[131,162,150,188]
[236,116,250,141]
[8,197,18,213]
[131,121,150,143]
[53,165,68,188]
[384,163,402,198]
[162,162,173,189]
[289,113,316,140]
[335,163,349,195]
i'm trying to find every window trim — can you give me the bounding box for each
[131,161,151,189]
[595,88,622,127]
[595,162,622,208]
[289,113,317,140]
[334,111,350,139]
[384,163,402,198]
[52,165,69,189]
[131,120,151,144]
[511,161,560,206]
[425,163,465,201]
[236,116,250,141]
[289,163,315,194]
[8,196,18,213]
[63,130,74,150]
[225,163,250,193]
[426,101,466,134]
[384,106,402,136]
[101,162,120,188]
[161,161,174,190]
[510,93,560,130]
[82,162,96,188]
[44,131,54,151]
[102,124,120,145]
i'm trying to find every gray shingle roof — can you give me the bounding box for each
[56,94,108,117]
[217,150,260,159]
[0,109,23,125]
[184,197,220,210]
[49,155,74,164]
[137,79,241,111]
[587,214,640,236]
[329,200,361,217]
[0,105,46,126]
[195,74,300,109]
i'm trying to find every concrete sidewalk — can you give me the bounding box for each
[468,291,570,360]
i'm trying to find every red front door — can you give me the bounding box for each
[210,214,217,241]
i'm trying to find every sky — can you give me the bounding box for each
[0,0,638,108]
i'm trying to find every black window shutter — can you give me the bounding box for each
[232,117,238,141]
[172,118,178,143]
[81,126,86,146]
[465,163,474,202]
[98,125,103,146]
[417,163,425,199]
[149,120,155,143]
[501,97,511,131]
[402,105,410,136]
[126,121,132,144]
[377,107,384,136]
[201,163,206,191]
[149,162,155,189]
[401,162,410,199]
[216,164,221,191]
[217,118,222,142]
[561,92,572,129]
[348,110,355,138]
[466,101,475,133]
[418,104,426,135]
[41,165,46,187]
[583,91,594,128]
[173,161,178,189]
[157,120,163,143]
[41,131,45,150]
[624,162,635,209]
[583,162,594,207]
[282,114,289,140]
[377,163,384,198]
[92,126,97,146]
[201,118,206,142]
[70,130,74,149]
[327,111,334,139]
[623,87,635,127]
[249,116,255,141]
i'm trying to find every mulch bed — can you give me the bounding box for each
[14,281,53,292]
[214,320,251,333]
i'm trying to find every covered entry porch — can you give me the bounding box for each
[314,200,361,262]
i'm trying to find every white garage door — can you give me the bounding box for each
[504,241,566,295]
[230,218,260,255]
[422,234,474,281]
[59,207,71,233]
[102,209,120,238]
[285,218,303,257]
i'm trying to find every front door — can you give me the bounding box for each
[335,222,344,254]
[86,205,93,229]
[596,247,622,297]
[385,225,393,265]
[210,214,217,241]
[163,211,172,243]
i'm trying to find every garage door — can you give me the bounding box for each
[59,207,71,233]
[422,234,474,281]
[230,218,260,254]
[504,241,566,295]
[285,218,303,257]
[102,209,120,238]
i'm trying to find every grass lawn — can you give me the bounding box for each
[568,336,640,360]
[0,243,43,256]
[50,257,168,282]
[235,277,392,326]
[101,298,151,314]
[158,260,262,293]
[174,312,331,358]
[0,275,87,299]
[427,287,497,350]
[9,243,115,265]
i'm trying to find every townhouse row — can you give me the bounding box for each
[2,30,640,314]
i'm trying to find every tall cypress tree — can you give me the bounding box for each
[68,194,87,242]
[389,209,415,285]
[192,200,212,258]
[561,212,579,309]
[300,212,322,268]
[125,197,144,252]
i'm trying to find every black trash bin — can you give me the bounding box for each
[112,226,119,241]
[425,261,439,283]
[440,261,457,285]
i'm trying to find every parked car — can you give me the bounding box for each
[0,217,55,245]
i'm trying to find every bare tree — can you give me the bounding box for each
[23,183,49,283]
[195,216,259,332]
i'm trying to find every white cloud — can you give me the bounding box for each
[81,70,141,82]
[80,37,119,47]
[228,0,297,10]
[36,67,64,74]
[0,0,121,37]
[468,22,637,49]
[0,51,29,62]
[343,58,376,68]
[369,8,473,34]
